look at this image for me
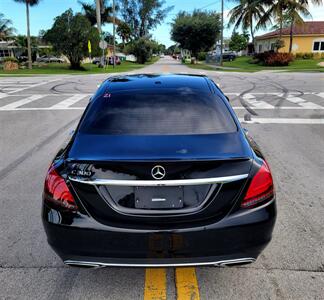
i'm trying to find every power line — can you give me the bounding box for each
[199,1,221,10]
[164,0,222,16]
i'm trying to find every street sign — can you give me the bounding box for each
[99,40,108,50]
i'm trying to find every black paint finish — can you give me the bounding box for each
[42,74,276,266]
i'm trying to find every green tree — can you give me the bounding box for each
[158,43,166,53]
[0,13,16,39]
[229,31,249,52]
[44,9,99,69]
[257,0,288,40]
[228,0,266,44]
[125,37,154,63]
[117,22,132,47]
[118,0,173,38]
[284,1,311,52]
[79,0,121,26]
[260,0,322,42]
[165,44,180,55]
[171,10,221,57]
[103,32,114,44]
[13,0,41,69]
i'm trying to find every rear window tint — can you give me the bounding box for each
[79,88,237,135]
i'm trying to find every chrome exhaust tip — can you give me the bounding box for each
[214,258,256,267]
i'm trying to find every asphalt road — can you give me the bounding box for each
[1,57,324,299]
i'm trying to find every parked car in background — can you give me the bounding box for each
[17,56,28,63]
[222,52,236,61]
[36,55,64,63]
[92,57,103,65]
[108,56,121,65]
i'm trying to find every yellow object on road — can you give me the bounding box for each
[144,268,167,300]
[175,267,200,300]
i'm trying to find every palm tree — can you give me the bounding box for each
[0,13,16,39]
[257,0,288,39]
[284,1,311,52]
[228,0,266,45]
[14,0,41,69]
[79,0,121,26]
[117,22,132,47]
[260,0,319,52]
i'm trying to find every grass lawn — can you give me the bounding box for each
[187,56,324,72]
[0,57,159,76]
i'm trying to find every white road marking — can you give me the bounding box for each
[0,106,83,111]
[285,95,322,109]
[6,79,60,94]
[0,95,45,110]
[316,92,324,99]
[0,84,32,87]
[232,106,324,110]
[242,93,274,109]
[50,94,89,109]
[1,106,323,111]
[0,92,323,112]
[240,118,324,124]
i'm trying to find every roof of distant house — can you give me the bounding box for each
[256,21,324,40]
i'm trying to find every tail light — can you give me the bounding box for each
[43,164,78,211]
[241,161,274,208]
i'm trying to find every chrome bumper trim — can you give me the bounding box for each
[64,257,256,268]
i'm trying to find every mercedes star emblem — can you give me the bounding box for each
[151,165,166,180]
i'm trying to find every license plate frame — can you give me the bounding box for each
[134,186,184,209]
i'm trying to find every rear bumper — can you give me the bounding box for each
[42,200,276,267]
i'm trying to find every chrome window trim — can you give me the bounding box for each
[69,174,249,187]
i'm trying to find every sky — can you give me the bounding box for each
[1,0,324,47]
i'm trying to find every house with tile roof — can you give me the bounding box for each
[255,21,324,53]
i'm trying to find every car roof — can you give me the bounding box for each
[104,74,212,93]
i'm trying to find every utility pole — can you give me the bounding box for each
[96,0,104,67]
[112,0,116,68]
[220,0,224,66]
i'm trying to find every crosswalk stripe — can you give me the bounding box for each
[240,117,324,124]
[242,93,274,109]
[285,95,322,109]
[0,92,323,111]
[6,79,59,94]
[50,94,89,109]
[0,95,45,110]
[316,92,324,99]
[232,106,324,110]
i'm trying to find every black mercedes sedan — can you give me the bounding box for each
[42,74,276,268]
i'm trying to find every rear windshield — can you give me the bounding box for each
[79,89,237,135]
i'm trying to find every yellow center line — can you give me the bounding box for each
[144,268,167,300]
[175,267,200,300]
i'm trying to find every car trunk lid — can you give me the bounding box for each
[66,132,252,227]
